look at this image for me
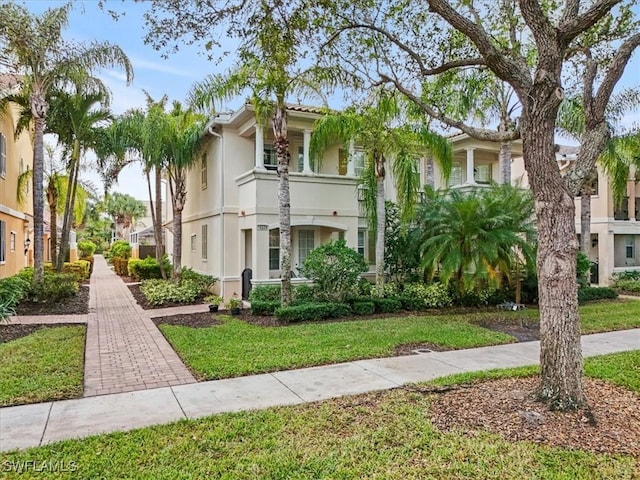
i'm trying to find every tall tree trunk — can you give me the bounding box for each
[46,181,58,266]
[57,140,80,270]
[170,176,186,279]
[274,106,292,306]
[521,108,585,410]
[30,92,47,285]
[580,192,591,255]
[154,166,166,279]
[499,141,512,185]
[374,154,386,288]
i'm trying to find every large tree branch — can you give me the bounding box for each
[559,0,623,43]
[378,72,520,142]
[593,32,640,120]
[324,23,486,76]
[518,0,557,49]
[426,0,531,91]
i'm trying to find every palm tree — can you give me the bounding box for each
[104,193,147,242]
[310,90,451,289]
[415,184,535,297]
[164,102,205,278]
[188,5,335,306]
[0,3,133,284]
[46,76,112,270]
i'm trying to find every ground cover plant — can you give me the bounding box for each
[0,326,85,406]
[1,351,636,479]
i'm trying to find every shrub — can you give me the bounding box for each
[293,284,317,303]
[249,285,282,302]
[275,302,351,322]
[128,257,165,280]
[299,239,368,302]
[31,273,79,303]
[46,261,90,283]
[0,274,32,304]
[357,278,373,297]
[112,257,130,276]
[402,283,453,309]
[373,297,403,313]
[577,287,618,304]
[613,270,640,282]
[139,279,203,306]
[77,240,97,257]
[452,286,499,307]
[251,300,281,316]
[371,282,398,299]
[0,296,17,322]
[109,240,131,260]
[352,300,375,315]
[576,251,591,288]
[615,279,640,293]
[180,267,216,292]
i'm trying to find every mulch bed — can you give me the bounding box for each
[428,376,640,457]
[15,285,90,316]
[0,323,86,343]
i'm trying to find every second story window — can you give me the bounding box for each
[201,153,207,189]
[264,144,278,171]
[0,133,6,178]
[191,233,197,252]
[448,162,462,187]
[474,164,491,184]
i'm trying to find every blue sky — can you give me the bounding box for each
[21,1,640,200]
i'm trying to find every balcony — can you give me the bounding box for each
[236,169,360,218]
[614,196,629,221]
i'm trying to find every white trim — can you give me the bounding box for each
[0,204,28,220]
[267,218,349,231]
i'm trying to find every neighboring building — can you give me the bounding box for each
[0,75,34,279]
[130,199,167,259]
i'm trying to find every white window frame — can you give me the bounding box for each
[0,220,6,263]
[448,162,462,186]
[474,163,492,184]
[357,229,366,258]
[264,144,278,171]
[0,133,6,178]
[201,153,207,189]
[353,150,365,177]
[626,235,635,259]
[269,228,280,270]
[297,229,315,267]
[201,224,208,260]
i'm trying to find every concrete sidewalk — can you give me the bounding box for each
[1,328,638,452]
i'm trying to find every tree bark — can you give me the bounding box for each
[46,180,58,267]
[171,176,186,279]
[274,106,292,306]
[154,166,166,279]
[57,140,80,270]
[521,107,586,410]
[374,153,386,288]
[30,91,47,285]
[499,141,512,185]
[580,192,591,255]
[425,155,435,188]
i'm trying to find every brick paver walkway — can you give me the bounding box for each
[83,255,196,396]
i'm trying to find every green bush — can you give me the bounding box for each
[0,274,32,320]
[371,282,398,299]
[251,300,281,316]
[77,240,97,257]
[615,279,640,292]
[180,267,216,292]
[0,296,17,322]
[31,273,79,303]
[402,283,453,309]
[109,240,131,260]
[128,257,165,280]
[352,300,375,315]
[249,285,282,302]
[576,251,591,288]
[275,302,352,323]
[373,297,403,313]
[452,286,499,307]
[44,261,91,283]
[139,279,203,306]
[577,287,618,304]
[299,239,368,302]
[613,270,640,282]
[293,284,317,302]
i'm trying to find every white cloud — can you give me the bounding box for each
[130,56,199,79]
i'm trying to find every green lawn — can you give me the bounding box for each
[1,350,637,479]
[0,326,85,406]
[159,315,513,380]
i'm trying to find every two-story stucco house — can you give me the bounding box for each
[0,75,34,279]
[172,107,523,299]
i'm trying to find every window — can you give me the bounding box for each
[474,164,491,184]
[338,149,348,175]
[9,231,15,252]
[298,230,314,266]
[201,224,208,260]
[0,220,5,263]
[264,144,278,170]
[357,229,366,257]
[448,162,462,186]
[367,229,376,264]
[269,229,280,270]
[201,153,207,189]
[0,133,6,177]
[297,146,304,172]
[626,235,635,259]
[353,150,365,177]
[190,234,197,252]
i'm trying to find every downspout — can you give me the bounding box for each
[209,125,224,298]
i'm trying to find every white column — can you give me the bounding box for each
[347,139,356,176]
[303,129,313,173]
[466,148,476,184]
[255,124,265,170]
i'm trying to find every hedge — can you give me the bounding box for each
[275,302,352,323]
[373,297,403,314]
[251,300,281,316]
[352,300,375,315]
[577,287,618,304]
